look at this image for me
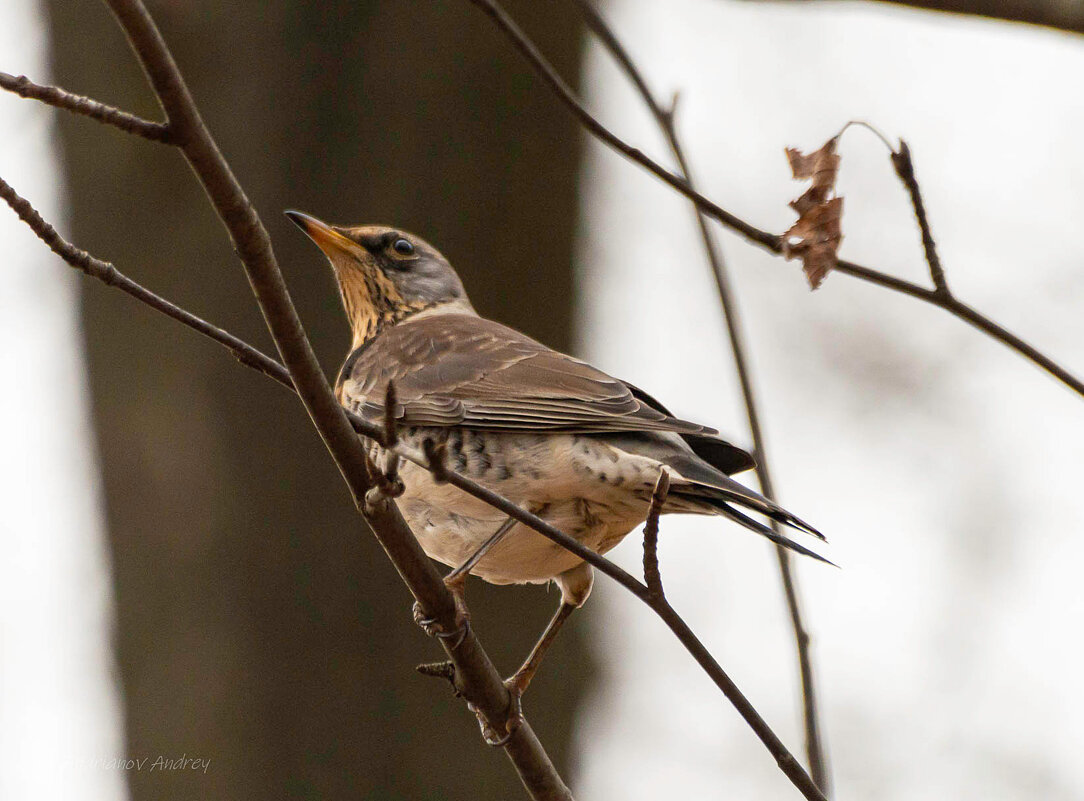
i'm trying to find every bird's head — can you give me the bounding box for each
[286,210,473,348]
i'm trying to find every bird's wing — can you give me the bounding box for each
[338,313,717,436]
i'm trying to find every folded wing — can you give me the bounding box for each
[337,314,746,465]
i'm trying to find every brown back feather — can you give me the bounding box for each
[338,314,718,436]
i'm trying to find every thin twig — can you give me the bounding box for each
[422,435,451,483]
[573,1,831,790]
[446,516,518,585]
[470,0,1084,401]
[382,381,400,448]
[464,0,770,247]
[3,171,826,801]
[0,71,172,142]
[835,119,895,152]
[890,139,947,295]
[642,469,670,600]
[0,174,284,384]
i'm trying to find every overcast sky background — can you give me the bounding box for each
[573,1,1084,799]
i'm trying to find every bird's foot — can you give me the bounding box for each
[468,688,524,747]
[441,570,473,642]
[372,470,405,499]
[411,600,441,636]
[363,450,405,499]
[411,580,471,650]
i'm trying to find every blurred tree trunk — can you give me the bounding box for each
[45,2,588,798]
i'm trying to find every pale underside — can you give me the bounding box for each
[373,427,711,606]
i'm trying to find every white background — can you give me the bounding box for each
[573,1,1084,799]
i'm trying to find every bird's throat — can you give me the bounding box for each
[337,267,427,350]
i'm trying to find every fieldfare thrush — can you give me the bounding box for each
[286,211,828,698]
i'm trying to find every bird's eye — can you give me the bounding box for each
[392,238,414,256]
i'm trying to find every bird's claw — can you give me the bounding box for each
[468,688,524,747]
[411,600,442,636]
[411,598,471,650]
[374,472,405,498]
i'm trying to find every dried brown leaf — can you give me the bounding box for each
[784,136,844,289]
[783,197,843,290]
[786,140,840,194]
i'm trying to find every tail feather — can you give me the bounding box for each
[710,499,836,567]
[633,438,827,542]
[668,481,833,565]
[598,430,830,557]
[679,476,827,542]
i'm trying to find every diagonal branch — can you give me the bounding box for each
[84,2,570,797]
[4,169,827,801]
[468,0,1084,402]
[464,0,770,248]
[0,71,172,142]
[0,174,284,384]
[572,1,831,791]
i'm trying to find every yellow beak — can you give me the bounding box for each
[285,210,356,257]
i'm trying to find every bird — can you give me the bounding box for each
[286,210,829,699]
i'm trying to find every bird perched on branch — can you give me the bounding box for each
[287,210,828,698]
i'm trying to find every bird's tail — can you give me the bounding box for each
[671,477,835,567]
[599,431,832,565]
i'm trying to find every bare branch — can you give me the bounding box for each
[464,0,772,248]
[891,139,948,295]
[369,454,405,501]
[14,0,1077,796]
[0,174,286,385]
[471,0,1084,402]
[0,71,172,142]
[642,469,670,600]
[574,1,831,791]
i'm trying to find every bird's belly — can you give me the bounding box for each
[384,429,659,585]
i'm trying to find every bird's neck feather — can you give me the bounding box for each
[338,269,475,350]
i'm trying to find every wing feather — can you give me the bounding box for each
[339,313,717,436]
